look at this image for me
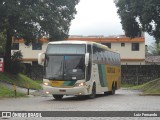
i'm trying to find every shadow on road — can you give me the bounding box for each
[47,92,122,101]
[44,88,140,102]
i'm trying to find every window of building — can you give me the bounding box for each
[101,43,111,48]
[121,43,125,47]
[32,43,42,50]
[132,43,139,51]
[32,61,38,65]
[12,43,19,50]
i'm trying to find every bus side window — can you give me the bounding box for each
[86,44,92,81]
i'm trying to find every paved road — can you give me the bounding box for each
[0,88,160,120]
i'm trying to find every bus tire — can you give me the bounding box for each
[111,84,115,95]
[104,91,109,95]
[53,95,63,100]
[115,82,117,90]
[88,83,96,99]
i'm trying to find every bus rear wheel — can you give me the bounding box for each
[111,84,115,95]
[52,95,63,100]
[88,83,96,99]
[108,83,115,95]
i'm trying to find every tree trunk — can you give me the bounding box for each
[4,29,12,73]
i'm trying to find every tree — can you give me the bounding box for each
[0,0,79,73]
[148,42,160,55]
[114,0,160,42]
[0,32,6,55]
[10,51,23,74]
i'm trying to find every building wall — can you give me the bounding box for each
[110,42,145,65]
[12,42,48,64]
[12,37,145,65]
[67,36,145,65]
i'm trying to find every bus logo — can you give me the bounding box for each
[2,112,11,118]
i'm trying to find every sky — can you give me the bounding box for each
[69,0,155,45]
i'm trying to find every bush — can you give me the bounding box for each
[10,51,23,74]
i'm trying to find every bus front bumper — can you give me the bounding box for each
[43,85,90,96]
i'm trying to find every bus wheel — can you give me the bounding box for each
[53,95,63,100]
[111,84,115,95]
[88,83,96,99]
[115,82,117,90]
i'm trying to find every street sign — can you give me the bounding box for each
[0,58,4,72]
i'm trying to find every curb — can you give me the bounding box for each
[139,93,160,96]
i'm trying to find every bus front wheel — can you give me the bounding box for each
[88,83,96,99]
[52,95,63,100]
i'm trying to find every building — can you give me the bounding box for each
[11,35,145,65]
[67,36,145,65]
[12,38,48,65]
[145,56,160,65]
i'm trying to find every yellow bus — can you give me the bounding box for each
[38,41,121,100]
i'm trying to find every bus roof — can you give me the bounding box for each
[48,40,119,53]
[49,40,91,45]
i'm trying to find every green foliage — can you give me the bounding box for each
[148,42,160,55]
[10,51,23,74]
[114,0,160,42]
[0,32,6,55]
[0,72,42,90]
[11,51,23,61]
[0,83,25,97]
[131,78,160,94]
[121,83,135,88]
[0,0,79,73]
[0,0,79,41]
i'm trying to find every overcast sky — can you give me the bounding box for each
[69,0,155,45]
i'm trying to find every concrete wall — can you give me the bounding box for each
[20,43,47,58]
[111,42,145,59]
[107,42,145,65]
[12,43,48,64]
[122,65,160,85]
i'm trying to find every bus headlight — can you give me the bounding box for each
[74,82,86,87]
[43,82,51,86]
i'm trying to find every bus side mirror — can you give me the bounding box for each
[38,52,45,66]
[85,53,89,66]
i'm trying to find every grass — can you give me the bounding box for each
[0,72,42,97]
[0,72,42,90]
[0,83,25,97]
[130,78,160,94]
[34,79,43,84]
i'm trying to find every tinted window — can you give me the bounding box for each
[12,43,19,50]
[45,55,85,80]
[121,43,125,47]
[86,44,92,81]
[32,43,42,50]
[87,44,92,54]
[132,43,139,51]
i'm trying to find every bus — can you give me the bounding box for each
[38,41,121,100]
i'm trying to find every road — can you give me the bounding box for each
[0,88,160,120]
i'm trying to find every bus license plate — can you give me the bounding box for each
[59,90,66,92]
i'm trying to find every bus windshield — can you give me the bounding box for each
[45,55,85,80]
